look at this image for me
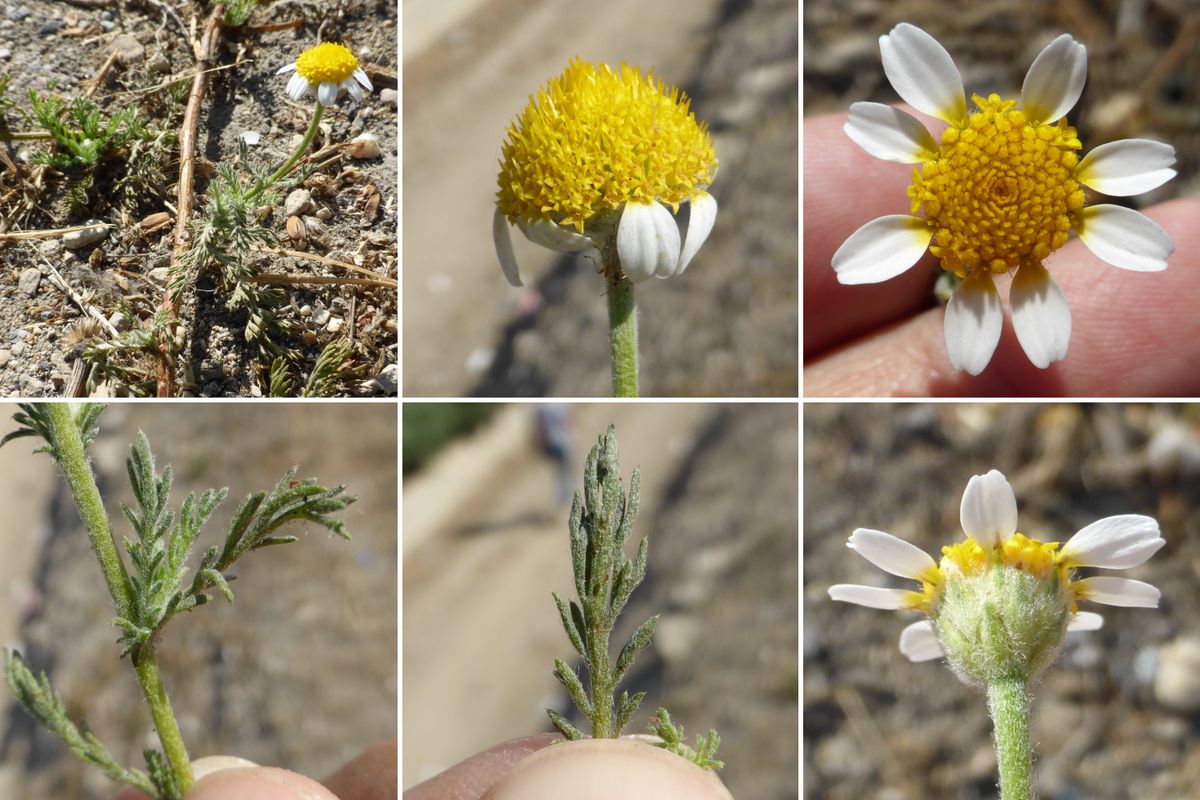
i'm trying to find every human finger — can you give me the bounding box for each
[402,734,557,800]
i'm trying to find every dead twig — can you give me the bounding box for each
[244,18,305,33]
[252,245,397,286]
[38,257,121,338]
[0,223,113,242]
[84,51,120,99]
[249,274,396,289]
[158,5,224,398]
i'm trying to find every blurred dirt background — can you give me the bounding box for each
[403,403,798,798]
[403,0,797,397]
[0,403,397,798]
[805,404,1200,800]
[0,0,397,396]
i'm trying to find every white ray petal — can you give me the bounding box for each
[959,470,1017,547]
[1067,611,1104,632]
[1060,515,1164,569]
[1010,261,1071,369]
[676,191,718,275]
[832,215,932,285]
[518,218,595,254]
[317,80,339,106]
[345,79,365,102]
[1021,33,1087,124]
[1075,139,1177,196]
[899,620,944,661]
[847,528,936,580]
[1077,205,1174,272]
[828,584,916,610]
[879,23,967,125]
[276,63,298,75]
[844,102,938,163]
[287,73,310,102]
[944,272,1002,376]
[617,201,682,282]
[493,208,523,287]
[1075,577,1161,608]
[354,67,374,92]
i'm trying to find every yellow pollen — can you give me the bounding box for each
[907,93,1085,278]
[999,533,1063,580]
[496,58,717,233]
[294,42,359,85]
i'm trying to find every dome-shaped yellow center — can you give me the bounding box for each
[908,94,1085,278]
[295,42,359,85]
[496,58,717,233]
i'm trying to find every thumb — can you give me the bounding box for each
[113,756,341,800]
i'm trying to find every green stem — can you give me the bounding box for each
[606,275,639,398]
[133,643,194,794]
[0,131,53,141]
[246,102,325,203]
[46,405,134,619]
[988,676,1035,800]
[587,610,614,738]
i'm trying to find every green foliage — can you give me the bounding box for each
[222,0,260,25]
[649,707,724,770]
[548,425,655,740]
[4,652,157,796]
[271,338,354,397]
[0,74,13,131]
[0,402,106,457]
[25,90,144,169]
[402,404,498,473]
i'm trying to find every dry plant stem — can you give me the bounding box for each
[606,272,639,397]
[252,246,397,284]
[250,274,396,289]
[159,4,224,398]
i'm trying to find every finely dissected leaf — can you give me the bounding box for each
[649,707,724,770]
[552,658,593,718]
[614,689,646,734]
[553,592,586,657]
[4,651,156,794]
[546,709,583,741]
[615,615,658,681]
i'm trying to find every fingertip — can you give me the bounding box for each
[188,767,341,800]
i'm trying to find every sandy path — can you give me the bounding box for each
[402,0,724,395]
[402,403,712,786]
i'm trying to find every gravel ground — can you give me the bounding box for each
[804,403,1200,800]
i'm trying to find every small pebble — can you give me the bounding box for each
[312,308,331,327]
[6,5,30,21]
[11,341,25,357]
[17,267,41,298]
[370,364,398,395]
[240,130,261,146]
[110,34,144,65]
[109,311,131,332]
[298,304,313,318]
[347,133,381,159]
[148,53,171,74]
[284,188,314,217]
[0,350,10,367]
[62,221,108,250]
[38,238,61,256]
[0,48,11,60]
[148,267,169,282]
[326,317,343,333]
[99,20,114,32]
[315,207,332,221]
[379,88,398,108]
[38,18,64,35]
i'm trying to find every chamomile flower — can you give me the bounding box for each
[833,24,1176,375]
[277,42,373,107]
[493,58,718,287]
[830,469,1164,683]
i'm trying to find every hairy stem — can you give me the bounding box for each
[133,642,194,793]
[606,275,638,398]
[250,102,325,201]
[988,676,1035,800]
[46,404,133,619]
[587,609,614,738]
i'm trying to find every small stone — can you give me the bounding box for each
[240,130,261,146]
[109,311,131,332]
[1155,636,1200,712]
[99,19,114,32]
[379,88,398,108]
[284,188,314,217]
[298,304,313,318]
[6,5,30,21]
[290,133,306,149]
[11,341,25,357]
[110,34,143,64]
[369,364,397,395]
[38,238,61,256]
[347,133,380,159]
[148,53,171,74]
[62,221,108,250]
[311,308,331,327]
[17,267,41,297]
[249,384,262,398]
[315,207,332,221]
[0,350,10,367]
[18,375,42,395]
[325,317,343,333]
[38,18,64,35]
[148,267,169,283]
[0,48,11,60]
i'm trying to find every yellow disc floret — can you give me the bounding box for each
[496,58,718,233]
[908,94,1085,278]
[295,42,359,85]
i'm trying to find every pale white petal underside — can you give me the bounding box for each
[617,201,682,282]
[847,528,936,580]
[1060,515,1164,569]
[1067,611,1104,632]
[286,73,310,102]
[677,191,718,275]
[518,218,595,254]
[1010,261,1071,369]
[1075,139,1177,196]
[832,215,932,285]
[317,80,339,106]
[944,273,1003,376]
[354,67,374,92]
[493,208,523,287]
[1021,33,1087,125]
[959,469,1018,548]
[1075,576,1161,608]
[1077,204,1174,272]
[276,63,298,75]
[844,102,938,163]
[899,620,944,661]
[879,23,967,125]
[828,584,915,610]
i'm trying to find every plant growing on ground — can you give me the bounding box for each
[546,425,722,769]
[1,403,354,799]
[830,469,1164,799]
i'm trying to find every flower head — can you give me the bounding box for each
[277,42,373,106]
[833,24,1176,375]
[830,469,1164,684]
[493,58,718,286]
